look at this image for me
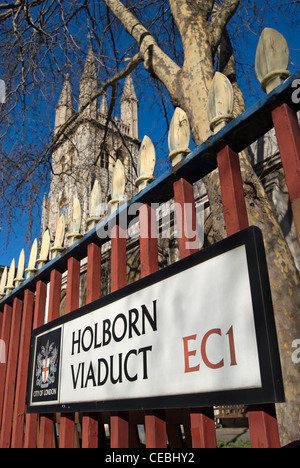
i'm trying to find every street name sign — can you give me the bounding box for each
[26,227,284,414]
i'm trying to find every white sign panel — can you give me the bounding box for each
[27,227,284,413]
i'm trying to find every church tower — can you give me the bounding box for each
[41,47,140,250]
[120,74,139,140]
[78,45,98,119]
[54,73,74,133]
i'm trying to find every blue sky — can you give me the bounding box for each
[0,3,299,268]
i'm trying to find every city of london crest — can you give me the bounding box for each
[35,340,59,389]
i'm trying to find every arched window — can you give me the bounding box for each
[91,174,96,190]
[115,147,124,163]
[100,150,109,170]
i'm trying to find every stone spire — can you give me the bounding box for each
[99,94,108,115]
[121,74,137,101]
[120,74,139,139]
[79,45,98,118]
[54,73,74,134]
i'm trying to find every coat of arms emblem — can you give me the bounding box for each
[35,340,58,389]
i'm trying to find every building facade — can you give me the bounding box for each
[41,46,140,244]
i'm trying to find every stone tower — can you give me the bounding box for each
[41,47,140,248]
[121,74,139,140]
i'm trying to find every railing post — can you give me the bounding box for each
[217,145,249,235]
[209,65,284,448]
[271,102,300,246]
[48,269,62,321]
[110,411,129,448]
[190,408,217,448]
[59,256,80,448]
[24,280,48,448]
[0,297,23,448]
[39,414,55,449]
[65,257,80,314]
[173,176,216,448]
[139,203,159,277]
[247,405,281,448]
[168,103,216,448]
[255,28,299,244]
[139,203,167,448]
[82,242,101,449]
[110,224,129,448]
[144,410,167,448]
[216,144,281,447]
[111,225,127,292]
[86,242,101,303]
[0,304,12,428]
[82,413,100,449]
[173,178,199,258]
[39,269,62,448]
[11,289,35,448]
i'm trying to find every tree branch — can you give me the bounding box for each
[210,0,240,54]
[0,0,47,23]
[201,0,216,19]
[168,0,203,36]
[102,0,181,98]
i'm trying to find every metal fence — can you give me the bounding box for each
[0,31,300,448]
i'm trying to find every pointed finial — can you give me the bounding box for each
[109,159,126,212]
[90,180,102,217]
[135,135,156,192]
[54,73,74,134]
[54,213,65,248]
[50,213,65,259]
[14,249,25,286]
[87,180,103,231]
[121,74,138,102]
[79,45,98,118]
[168,108,191,166]
[25,239,38,278]
[66,198,83,245]
[255,28,291,93]
[80,45,97,81]
[0,267,8,299]
[208,72,234,133]
[37,229,50,269]
[56,73,73,108]
[5,258,15,294]
[70,198,81,233]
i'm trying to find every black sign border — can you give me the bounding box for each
[26,226,285,414]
